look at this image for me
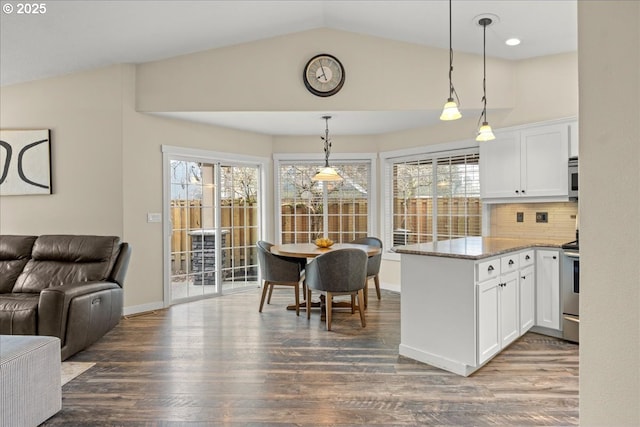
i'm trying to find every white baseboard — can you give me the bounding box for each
[380,281,400,293]
[123,301,164,316]
[122,283,400,316]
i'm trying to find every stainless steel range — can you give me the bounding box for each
[561,239,580,343]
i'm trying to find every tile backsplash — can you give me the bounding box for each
[489,202,578,241]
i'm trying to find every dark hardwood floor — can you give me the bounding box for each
[45,288,579,426]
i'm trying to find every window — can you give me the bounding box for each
[387,150,481,247]
[275,157,375,244]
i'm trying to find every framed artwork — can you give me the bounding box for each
[0,129,52,196]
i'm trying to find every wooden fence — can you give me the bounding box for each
[171,196,480,270]
[170,199,258,274]
[393,197,481,244]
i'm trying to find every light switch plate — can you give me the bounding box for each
[147,213,162,223]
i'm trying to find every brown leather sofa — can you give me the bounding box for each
[0,235,131,360]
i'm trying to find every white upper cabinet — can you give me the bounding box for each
[480,121,571,202]
[569,121,579,158]
[479,132,522,199]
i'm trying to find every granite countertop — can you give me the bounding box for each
[392,236,567,260]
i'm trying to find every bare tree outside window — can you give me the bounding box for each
[391,153,481,246]
[279,162,370,244]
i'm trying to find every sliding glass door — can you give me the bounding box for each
[164,149,262,305]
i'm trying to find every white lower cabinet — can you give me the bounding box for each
[399,245,563,377]
[519,265,536,334]
[478,276,500,364]
[477,266,520,365]
[536,249,561,330]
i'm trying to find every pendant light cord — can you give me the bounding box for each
[478,18,490,128]
[448,0,460,104]
[322,116,332,167]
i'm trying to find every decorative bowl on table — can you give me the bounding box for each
[314,238,334,248]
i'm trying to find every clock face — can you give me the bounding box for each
[303,54,345,97]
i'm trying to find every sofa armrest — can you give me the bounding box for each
[38,281,120,340]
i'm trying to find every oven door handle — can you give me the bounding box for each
[563,314,580,323]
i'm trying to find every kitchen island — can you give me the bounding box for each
[394,236,566,376]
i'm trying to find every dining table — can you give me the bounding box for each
[270,242,381,259]
[270,242,382,314]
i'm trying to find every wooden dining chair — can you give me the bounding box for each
[256,241,306,316]
[350,236,383,305]
[305,248,368,331]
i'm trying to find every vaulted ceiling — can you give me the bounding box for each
[1,1,577,135]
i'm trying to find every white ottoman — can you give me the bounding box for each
[0,335,62,427]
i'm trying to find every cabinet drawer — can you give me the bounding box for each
[478,259,501,283]
[519,250,534,267]
[501,254,520,273]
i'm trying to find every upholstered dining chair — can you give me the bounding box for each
[350,236,383,305]
[305,248,368,331]
[256,241,306,316]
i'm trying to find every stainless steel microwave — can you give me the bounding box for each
[568,157,578,200]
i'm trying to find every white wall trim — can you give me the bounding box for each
[273,152,376,162]
[162,144,270,165]
[379,139,479,160]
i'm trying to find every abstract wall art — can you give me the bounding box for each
[0,129,52,196]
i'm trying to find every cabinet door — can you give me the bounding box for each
[536,249,561,330]
[480,131,521,199]
[477,277,501,365]
[519,265,535,335]
[521,125,569,197]
[500,271,520,348]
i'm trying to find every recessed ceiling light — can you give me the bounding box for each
[506,38,521,46]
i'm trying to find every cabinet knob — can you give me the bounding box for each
[508,259,514,265]
[488,265,494,272]
[515,190,520,194]
[521,276,526,280]
[525,255,530,260]
[553,256,557,260]
[522,189,526,194]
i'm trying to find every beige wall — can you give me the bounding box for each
[136,28,514,114]
[0,66,125,235]
[578,2,640,425]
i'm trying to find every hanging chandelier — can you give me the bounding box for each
[312,116,343,182]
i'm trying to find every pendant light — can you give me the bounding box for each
[476,17,495,141]
[312,116,343,182]
[440,0,462,121]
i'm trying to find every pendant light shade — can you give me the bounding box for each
[440,99,462,121]
[312,116,343,182]
[477,122,495,141]
[440,0,462,121]
[476,17,495,141]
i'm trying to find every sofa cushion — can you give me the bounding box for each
[0,293,39,334]
[12,235,121,293]
[0,236,37,293]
